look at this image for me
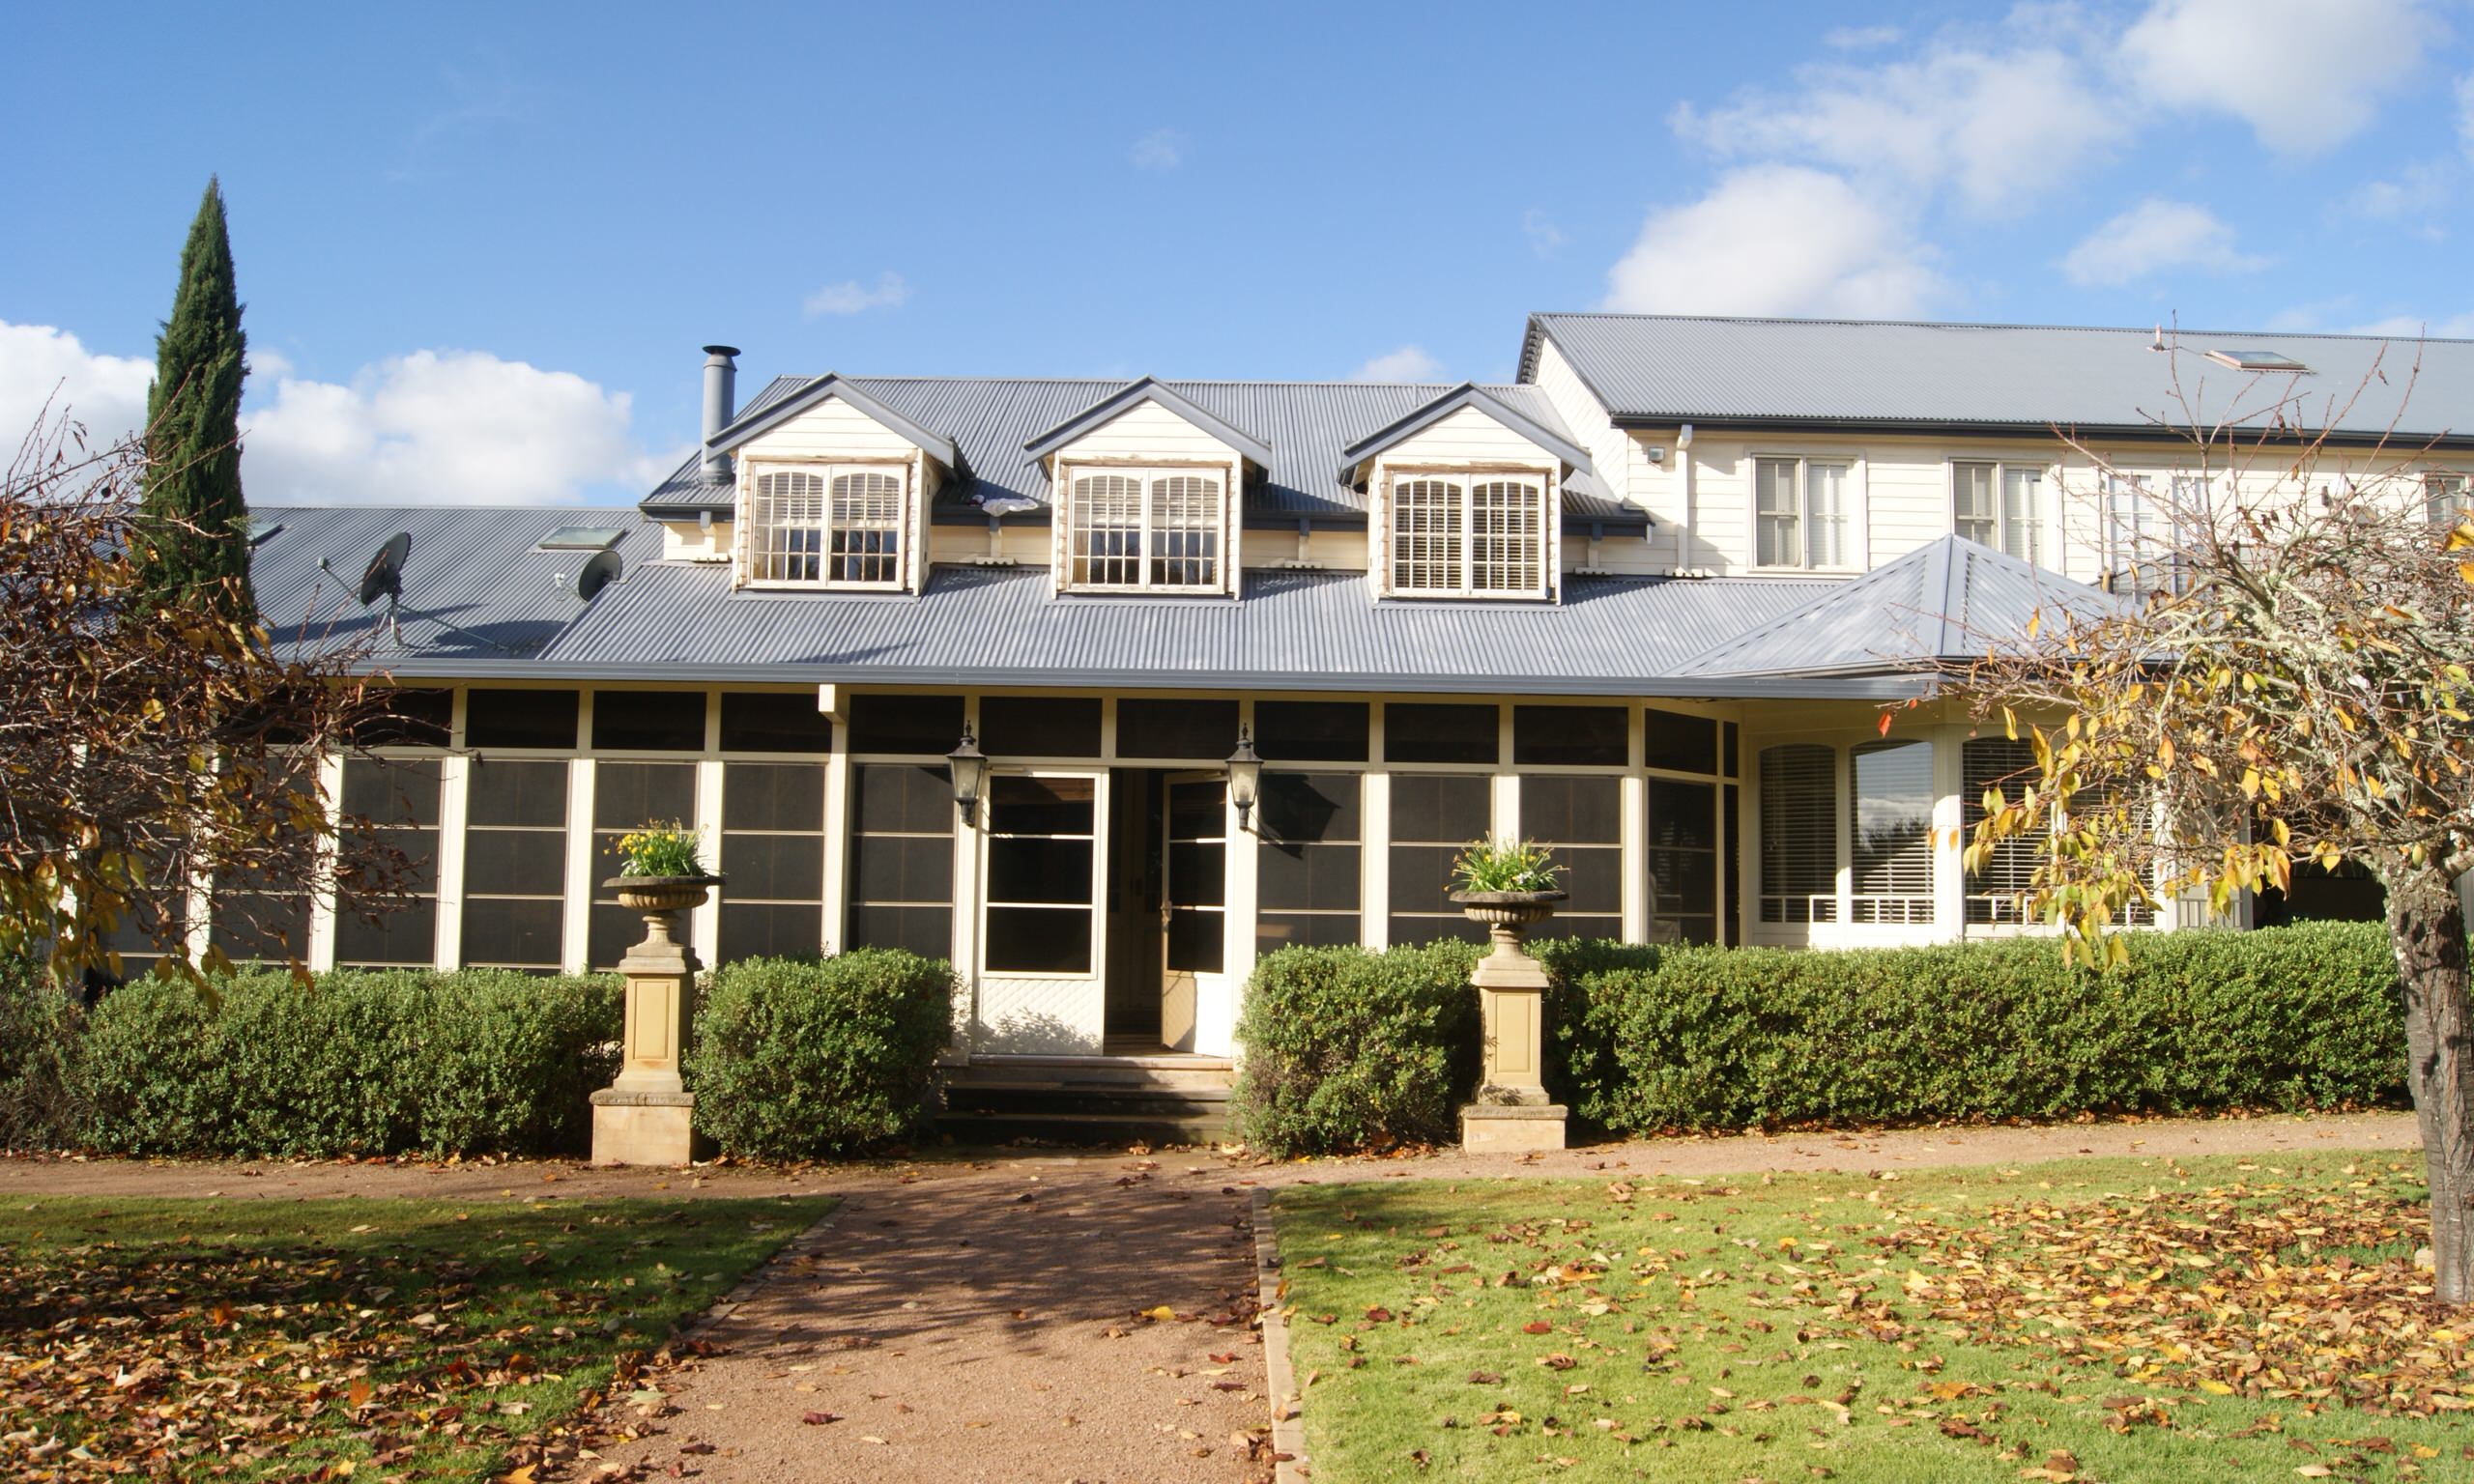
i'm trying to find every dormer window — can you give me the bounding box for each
[743,462,907,588]
[1387,471,1549,597]
[1061,467,1225,590]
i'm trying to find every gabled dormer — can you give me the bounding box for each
[1338,385,1595,602]
[1025,378,1270,597]
[705,374,958,594]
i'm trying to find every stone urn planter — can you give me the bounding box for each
[1449,888,1568,1152]
[590,873,723,1166]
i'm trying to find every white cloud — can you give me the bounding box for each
[2059,198,2265,286]
[0,320,154,456]
[2458,71,2474,153]
[1522,208,1568,258]
[0,320,673,506]
[2348,311,2474,339]
[1351,345,1446,383]
[1672,33,2127,213]
[802,271,909,317]
[1130,128,1185,171]
[1824,24,1902,49]
[1601,166,1943,318]
[2119,0,2435,155]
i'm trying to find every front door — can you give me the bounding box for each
[1158,773,1226,1049]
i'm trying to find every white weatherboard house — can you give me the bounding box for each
[198,314,2469,1087]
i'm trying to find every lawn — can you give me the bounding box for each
[0,1191,835,1482]
[1274,1151,2474,1483]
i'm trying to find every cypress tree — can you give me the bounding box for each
[141,177,255,620]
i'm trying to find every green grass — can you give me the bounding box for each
[0,1193,834,1481]
[1274,1152,2474,1483]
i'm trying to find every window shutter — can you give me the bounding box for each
[1758,743,1837,923]
[1393,476,1467,593]
[1961,736,2038,924]
[1469,477,1543,594]
[1849,739,1934,923]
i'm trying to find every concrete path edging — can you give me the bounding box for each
[1251,1186,1309,1483]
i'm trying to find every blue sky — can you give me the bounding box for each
[6,0,2472,505]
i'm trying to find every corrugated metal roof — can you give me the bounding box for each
[640,376,1632,526]
[1674,535,2123,677]
[249,504,665,664]
[529,558,1867,697]
[1522,313,2474,442]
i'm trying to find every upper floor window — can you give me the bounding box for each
[1064,468,1223,591]
[1390,471,1548,597]
[2428,473,2469,528]
[1954,461,2043,564]
[1753,456,1851,568]
[2101,475,2193,596]
[744,463,906,587]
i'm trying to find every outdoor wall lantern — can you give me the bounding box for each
[947,723,987,826]
[1226,724,1263,833]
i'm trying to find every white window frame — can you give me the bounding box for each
[1750,453,1857,571]
[2427,471,2470,529]
[1383,463,1555,599]
[740,459,911,591]
[1058,464,1230,594]
[1952,459,2049,566]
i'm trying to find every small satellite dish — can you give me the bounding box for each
[359,532,411,607]
[978,495,1041,519]
[572,548,623,601]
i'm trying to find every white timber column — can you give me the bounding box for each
[821,735,850,957]
[1622,705,1649,942]
[947,698,985,1049]
[306,751,345,972]
[563,757,596,973]
[1932,727,1968,941]
[1492,702,1519,840]
[691,759,724,966]
[432,689,472,970]
[1363,702,1391,949]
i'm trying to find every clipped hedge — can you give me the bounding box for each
[687,950,957,1159]
[75,968,621,1156]
[1230,940,1483,1156]
[1555,922,2405,1133]
[1228,923,2406,1155]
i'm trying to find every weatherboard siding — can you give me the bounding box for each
[735,393,925,463]
[1052,397,1246,464]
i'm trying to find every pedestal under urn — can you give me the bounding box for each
[1450,888,1569,1153]
[589,873,721,1166]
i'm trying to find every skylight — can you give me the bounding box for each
[538,527,625,551]
[2205,348,2311,374]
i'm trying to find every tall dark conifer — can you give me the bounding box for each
[141,177,254,619]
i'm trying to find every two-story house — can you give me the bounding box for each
[212,314,2474,1068]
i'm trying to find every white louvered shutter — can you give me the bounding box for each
[1961,736,2040,924]
[1759,743,1838,923]
[1849,739,1934,924]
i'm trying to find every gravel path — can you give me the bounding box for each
[3,1111,2420,1483]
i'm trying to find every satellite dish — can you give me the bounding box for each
[978,495,1041,518]
[359,532,411,607]
[573,548,623,601]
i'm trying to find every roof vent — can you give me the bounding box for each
[2205,348,2310,374]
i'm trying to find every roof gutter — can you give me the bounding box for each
[1605,413,2474,450]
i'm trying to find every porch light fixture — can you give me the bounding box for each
[947,723,987,826]
[1226,724,1263,833]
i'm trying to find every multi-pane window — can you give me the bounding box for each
[1064,469,1224,590]
[1753,457,1851,568]
[744,465,907,587]
[1387,773,1493,945]
[983,775,1099,973]
[718,763,827,961]
[336,757,443,968]
[589,761,696,969]
[1758,743,1837,924]
[1849,739,1934,924]
[1521,775,1623,941]
[847,763,956,958]
[1645,780,1718,944]
[1954,461,2044,563]
[1389,471,1550,596]
[2102,477,2191,597]
[1255,771,1362,955]
[461,758,569,971]
[1961,736,2039,925]
[2428,473,2470,528]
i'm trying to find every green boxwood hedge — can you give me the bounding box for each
[1231,923,2405,1154]
[73,968,621,1156]
[687,950,957,1159]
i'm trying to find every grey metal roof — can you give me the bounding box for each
[1336,383,1596,481]
[521,558,1893,698]
[249,503,665,664]
[1022,377,1276,467]
[640,376,1635,528]
[1674,534,2123,678]
[1521,313,2474,443]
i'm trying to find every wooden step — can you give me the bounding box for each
[933,1106,1233,1147]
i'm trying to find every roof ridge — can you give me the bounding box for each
[824,373,1538,390]
[1529,311,2474,346]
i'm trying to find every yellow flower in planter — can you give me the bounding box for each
[614,820,707,879]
